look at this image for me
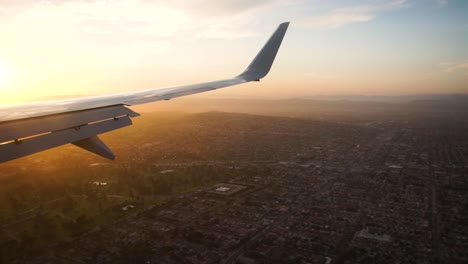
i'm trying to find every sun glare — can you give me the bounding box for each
[0,62,14,87]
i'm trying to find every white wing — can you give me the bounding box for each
[0,22,289,163]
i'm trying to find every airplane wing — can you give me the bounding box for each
[0,22,289,163]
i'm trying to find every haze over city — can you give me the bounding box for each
[0,0,467,104]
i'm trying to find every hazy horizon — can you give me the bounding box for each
[5,91,468,105]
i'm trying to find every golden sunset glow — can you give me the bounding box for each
[0,0,466,104]
[0,61,14,88]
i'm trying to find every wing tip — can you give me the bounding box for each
[237,22,290,82]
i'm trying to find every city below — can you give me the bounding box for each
[1,98,467,264]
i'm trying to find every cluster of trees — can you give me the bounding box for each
[0,162,249,262]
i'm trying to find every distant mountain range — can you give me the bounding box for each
[298,94,468,103]
[25,93,468,105]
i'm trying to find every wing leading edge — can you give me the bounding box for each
[0,22,289,163]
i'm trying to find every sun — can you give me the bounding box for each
[0,61,14,87]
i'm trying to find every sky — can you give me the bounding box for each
[0,0,467,103]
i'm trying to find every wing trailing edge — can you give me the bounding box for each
[0,105,137,163]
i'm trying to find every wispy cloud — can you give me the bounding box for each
[1,0,293,41]
[298,0,408,30]
[0,7,13,15]
[436,0,449,7]
[440,61,468,75]
[189,0,294,39]
[166,0,278,17]
[0,0,294,77]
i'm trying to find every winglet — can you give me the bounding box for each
[237,22,289,81]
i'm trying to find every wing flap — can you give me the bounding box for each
[0,115,132,163]
[0,105,139,143]
[72,136,116,160]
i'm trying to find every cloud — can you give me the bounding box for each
[298,0,408,30]
[0,1,180,76]
[0,0,95,7]
[164,0,278,17]
[197,17,259,39]
[0,0,292,84]
[436,0,449,7]
[299,12,374,30]
[0,0,292,41]
[0,7,13,14]
[174,0,293,39]
[439,61,468,75]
